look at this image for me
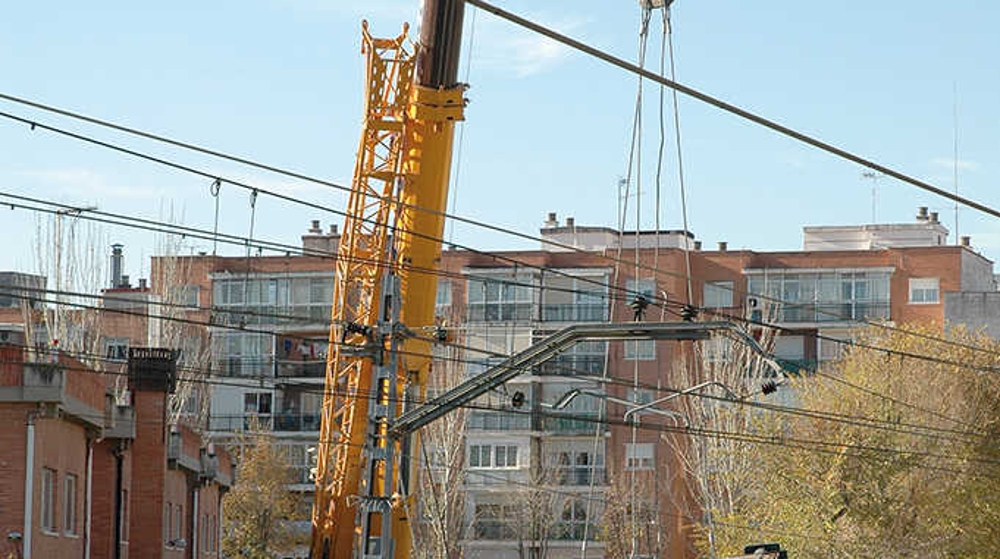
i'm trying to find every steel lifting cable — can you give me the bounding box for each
[580,6,654,556]
[666,7,694,307]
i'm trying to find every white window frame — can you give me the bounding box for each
[469,443,518,469]
[625,443,655,471]
[909,277,940,304]
[104,337,130,362]
[63,473,77,536]
[41,467,57,534]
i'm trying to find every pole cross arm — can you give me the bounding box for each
[389,320,753,439]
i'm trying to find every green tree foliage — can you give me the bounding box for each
[712,325,1000,558]
[222,430,304,559]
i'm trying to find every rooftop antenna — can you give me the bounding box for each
[861,171,883,223]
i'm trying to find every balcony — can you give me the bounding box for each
[537,356,605,377]
[542,413,603,435]
[467,411,532,431]
[0,350,104,430]
[208,412,321,433]
[541,304,608,322]
[276,359,325,379]
[552,466,607,486]
[777,302,889,323]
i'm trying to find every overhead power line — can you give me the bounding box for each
[3,102,997,362]
[465,0,1000,220]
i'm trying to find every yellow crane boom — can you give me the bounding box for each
[311,1,466,557]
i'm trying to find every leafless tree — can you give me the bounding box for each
[412,342,471,559]
[662,316,780,558]
[32,213,106,362]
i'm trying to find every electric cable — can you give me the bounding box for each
[464,0,1000,221]
[3,108,996,365]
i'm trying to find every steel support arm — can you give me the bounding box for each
[389,320,761,438]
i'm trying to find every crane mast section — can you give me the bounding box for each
[311,23,414,559]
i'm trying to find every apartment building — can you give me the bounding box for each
[137,206,995,559]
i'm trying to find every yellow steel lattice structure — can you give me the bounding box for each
[311,23,415,559]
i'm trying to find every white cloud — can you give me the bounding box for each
[473,13,589,78]
[931,157,980,171]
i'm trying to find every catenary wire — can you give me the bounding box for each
[3,107,998,365]
[464,0,1000,221]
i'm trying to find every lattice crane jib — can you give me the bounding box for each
[311,23,415,559]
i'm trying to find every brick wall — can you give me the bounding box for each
[31,414,89,558]
[129,389,168,559]
[0,404,31,557]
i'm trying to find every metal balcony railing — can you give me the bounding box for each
[541,304,608,322]
[208,413,321,433]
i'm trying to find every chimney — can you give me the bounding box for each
[717,241,728,252]
[110,244,124,288]
[309,220,322,234]
[566,217,575,227]
[694,240,702,251]
[138,278,147,290]
[929,211,939,224]
[916,206,929,221]
[960,235,971,247]
[544,212,558,228]
[120,274,130,288]
[329,224,339,235]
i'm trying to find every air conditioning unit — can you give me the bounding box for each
[745,296,762,322]
[0,325,25,345]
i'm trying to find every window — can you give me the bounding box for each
[175,504,183,541]
[104,337,130,361]
[703,280,734,308]
[909,277,940,304]
[466,272,535,322]
[559,497,589,540]
[624,340,655,361]
[165,503,172,545]
[474,503,518,539]
[435,280,452,310]
[41,467,57,533]
[172,284,200,307]
[625,443,654,470]
[63,474,77,535]
[244,392,273,414]
[550,449,604,486]
[746,269,891,322]
[541,273,609,322]
[469,444,518,468]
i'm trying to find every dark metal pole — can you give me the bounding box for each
[416,0,465,88]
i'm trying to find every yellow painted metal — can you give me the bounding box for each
[310,18,466,558]
[310,22,414,559]
[389,81,466,558]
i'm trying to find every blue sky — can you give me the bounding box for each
[1,1,998,281]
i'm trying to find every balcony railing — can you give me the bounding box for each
[551,466,606,486]
[467,411,532,431]
[541,304,608,322]
[537,356,605,377]
[208,413,320,433]
[275,360,325,378]
[774,302,890,323]
[542,413,602,434]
